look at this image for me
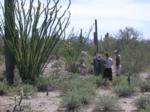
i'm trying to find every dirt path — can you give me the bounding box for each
[85,88,138,112]
[85,88,114,112]
[119,96,138,112]
[95,87,138,112]
[0,91,61,112]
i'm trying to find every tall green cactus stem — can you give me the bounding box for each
[4,0,15,84]
[94,19,98,54]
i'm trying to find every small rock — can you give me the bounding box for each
[123,101,127,104]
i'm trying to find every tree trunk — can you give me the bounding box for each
[4,0,15,84]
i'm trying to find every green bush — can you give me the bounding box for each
[100,79,112,87]
[84,75,103,87]
[139,81,150,92]
[112,76,127,86]
[135,95,150,110]
[78,82,95,105]
[61,74,96,111]
[35,74,68,92]
[63,90,81,111]
[113,84,135,97]
[35,76,57,92]
[140,104,150,112]
[13,84,37,97]
[22,84,36,96]
[86,75,111,87]
[63,86,95,111]
[59,74,81,92]
[94,95,120,112]
[0,82,9,96]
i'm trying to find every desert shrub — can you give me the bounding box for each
[63,86,95,111]
[135,95,150,110]
[112,76,128,86]
[94,95,120,112]
[61,75,96,94]
[35,76,57,92]
[140,104,150,112]
[100,79,112,88]
[139,81,150,92]
[62,90,81,111]
[78,82,96,105]
[62,74,96,111]
[0,55,4,65]
[59,74,80,92]
[35,73,71,92]
[12,84,37,97]
[84,75,103,87]
[113,84,135,97]
[20,84,37,97]
[87,75,112,87]
[0,73,4,81]
[12,92,33,112]
[63,40,83,73]
[0,82,9,95]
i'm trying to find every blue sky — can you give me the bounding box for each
[0,0,150,39]
[68,0,150,39]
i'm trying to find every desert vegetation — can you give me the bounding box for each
[0,0,150,112]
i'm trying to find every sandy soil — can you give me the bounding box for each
[0,91,61,112]
[0,62,150,112]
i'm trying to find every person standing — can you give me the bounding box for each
[103,53,113,81]
[114,50,121,76]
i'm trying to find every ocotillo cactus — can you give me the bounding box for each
[94,19,98,54]
[3,0,71,83]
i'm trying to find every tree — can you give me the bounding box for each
[116,27,142,49]
[116,27,144,83]
[4,0,15,84]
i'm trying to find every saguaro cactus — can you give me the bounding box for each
[4,0,15,84]
[94,19,98,54]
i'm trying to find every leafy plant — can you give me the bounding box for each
[0,82,9,95]
[139,81,150,92]
[140,104,150,112]
[21,84,36,97]
[61,74,96,111]
[62,86,95,111]
[112,75,127,86]
[94,95,120,112]
[12,84,37,97]
[63,90,81,111]
[85,75,103,87]
[64,38,85,73]
[113,84,135,97]
[12,90,33,112]
[35,75,59,92]
[135,95,150,110]
[64,28,92,73]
